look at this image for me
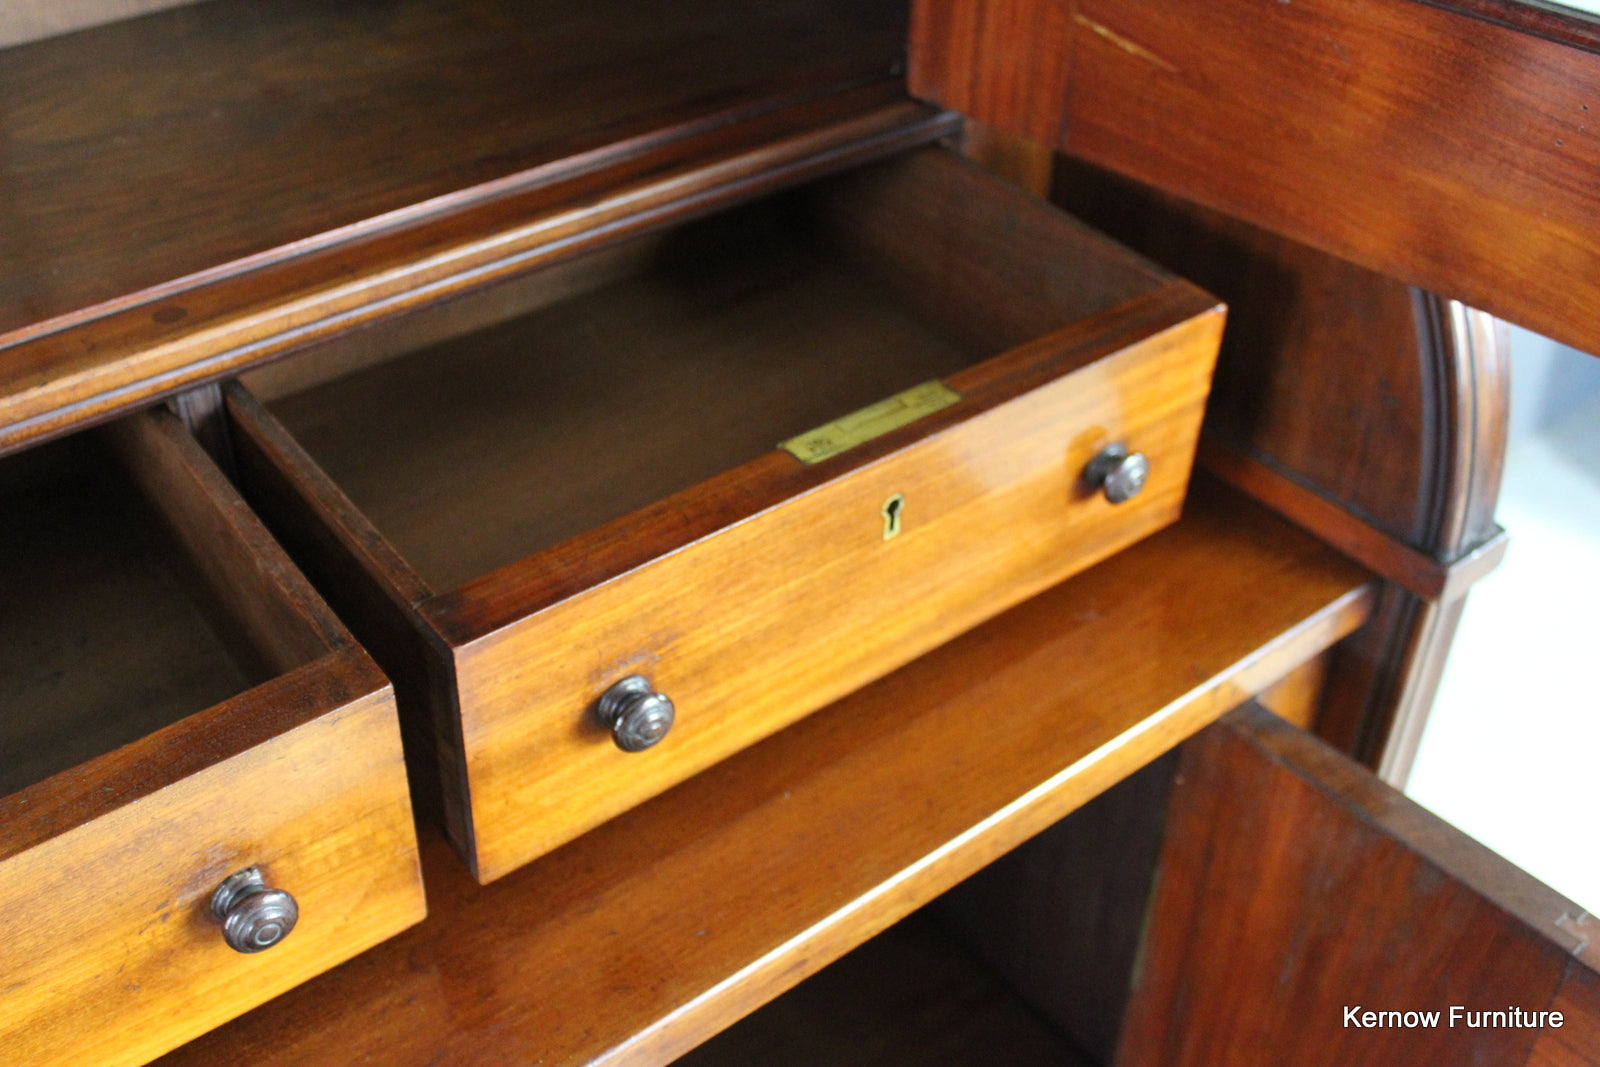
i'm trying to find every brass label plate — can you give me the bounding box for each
[780,381,962,464]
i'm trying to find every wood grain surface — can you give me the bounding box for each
[449,305,1220,882]
[1530,962,1600,1067]
[931,752,1180,1064]
[1046,152,1511,777]
[0,647,424,1067]
[103,407,350,673]
[154,483,1374,1066]
[232,145,1221,880]
[0,0,905,337]
[0,404,425,1065]
[1120,703,1600,1067]
[911,0,1600,356]
[0,91,953,457]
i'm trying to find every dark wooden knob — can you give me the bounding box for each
[596,675,675,752]
[1085,443,1150,504]
[211,867,298,953]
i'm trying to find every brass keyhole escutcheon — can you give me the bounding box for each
[881,493,905,540]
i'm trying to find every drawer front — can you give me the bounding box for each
[454,310,1221,880]
[0,661,423,1067]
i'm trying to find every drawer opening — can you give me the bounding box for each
[0,411,343,797]
[242,148,1166,593]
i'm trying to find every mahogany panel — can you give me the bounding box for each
[1048,154,1510,774]
[908,0,1073,146]
[1199,438,1509,603]
[0,0,906,340]
[155,485,1374,1067]
[911,0,1600,356]
[1120,703,1598,1067]
[0,94,955,458]
[1052,157,1450,551]
[1431,0,1600,51]
[1530,963,1600,1067]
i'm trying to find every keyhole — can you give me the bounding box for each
[881,493,905,540]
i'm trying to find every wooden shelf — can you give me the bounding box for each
[156,482,1374,1066]
[0,0,938,455]
[679,910,1096,1067]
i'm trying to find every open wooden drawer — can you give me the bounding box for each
[0,409,425,1067]
[225,145,1225,883]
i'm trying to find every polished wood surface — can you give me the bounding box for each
[103,408,348,675]
[451,304,1218,882]
[1120,703,1600,1066]
[679,911,1094,1067]
[1043,153,1511,776]
[155,484,1374,1066]
[1253,650,1332,731]
[0,408,424,1067]
[1051,159,1482,550]
[231,146,1222,880]
[264,203,979,591]
[0,89,952,458]
[1530,963,1600,1067]
[1200,438,1509,603]
[911,0,1600,356]
[0,653,424,1067]
[0,0,904,337]
[909,0,1073,147]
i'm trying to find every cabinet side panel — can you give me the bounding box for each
[1120,704,1584,1067]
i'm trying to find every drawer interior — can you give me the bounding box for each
[246,149,1166,592]
[0,415,336,797]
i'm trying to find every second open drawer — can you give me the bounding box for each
[225,146,1224,883]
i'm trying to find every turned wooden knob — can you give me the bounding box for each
[1085,443,1150,504]
[596,675,675,752]
[211,867,298,954]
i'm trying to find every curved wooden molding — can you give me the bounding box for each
[1198,438,1508,603]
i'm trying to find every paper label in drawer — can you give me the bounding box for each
[780,380,962,464]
